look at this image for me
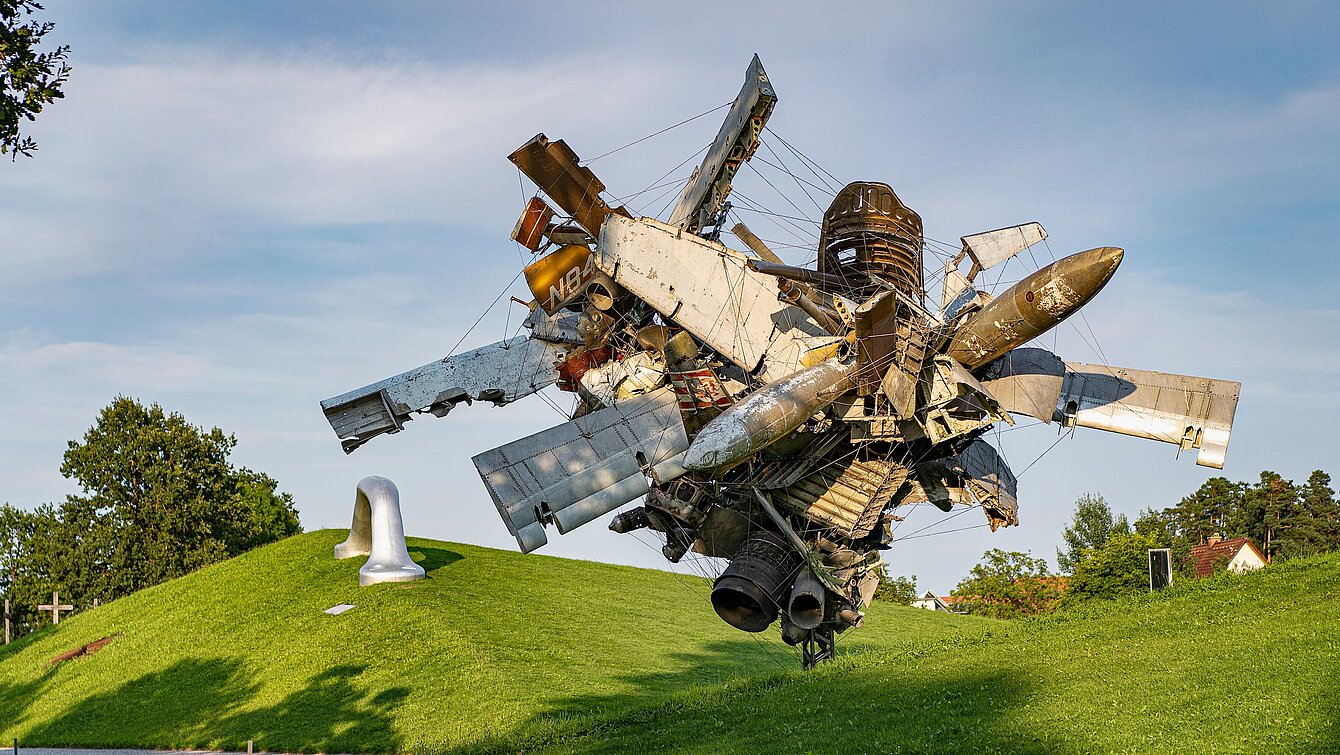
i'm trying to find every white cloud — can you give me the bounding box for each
[2,11,1336,590]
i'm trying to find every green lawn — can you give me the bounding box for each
[0,530,989,752]
[4,531,1336,753]
[535,554,1340,754]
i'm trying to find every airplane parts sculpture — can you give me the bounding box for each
[320,56,1240,666]
[335,476,426,586]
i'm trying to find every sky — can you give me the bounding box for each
[2,1,1338,595]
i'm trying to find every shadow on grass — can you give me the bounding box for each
[23,657,256,746]
[446,640,1050,755]
[1322,666,1340,752]
[21,658,410,753]
[225,664,409,752]
[410,546,465,574]
[0,673,51,740]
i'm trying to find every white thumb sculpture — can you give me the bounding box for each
[334,476,426,586]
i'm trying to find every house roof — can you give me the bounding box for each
[915,591,951,609]
[1188,537,1266,578]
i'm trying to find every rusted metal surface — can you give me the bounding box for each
[853,288,931,400]
[511,196,556,252]
[945,246,1124,369]
[507,134,628,237]
[49,634,120,667]
[817,182,924,299]
[730,222,781,263]
[669,55,777,234]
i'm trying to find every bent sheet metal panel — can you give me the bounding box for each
[472,388,689,553]
[321,335,570,451]
[668,54,777,233]
[901,439,1019,529]
[960,222,1046,271]
[595,215,821,380]
[772,455,910,539]
[321,309,580,451]
[978,347,1066,424]
[1059,362,1240,469]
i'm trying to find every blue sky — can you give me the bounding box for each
[3,1,1338,595]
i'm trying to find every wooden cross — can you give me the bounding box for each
[38,592,74,624]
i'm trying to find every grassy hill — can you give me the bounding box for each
[537,553,1340,754]
[0,530,990,752]
[3,531,1337,753]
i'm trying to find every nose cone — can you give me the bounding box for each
[945,245,1126,370]
[1093,245,1124,285]
[1065,246,1124,295]
[1022,246,1125,322]
[682,413,754,470]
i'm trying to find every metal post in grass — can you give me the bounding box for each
[4,599,10,645]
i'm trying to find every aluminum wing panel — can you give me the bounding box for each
[595,215,822,380]
[472,388,689,553]
[1059,363,1240,469]
[979,347,1066,424]
[321,335,569,453]
[961,222,1047,271]
[668,55,777,233]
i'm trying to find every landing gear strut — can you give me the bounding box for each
[800,627,835,670]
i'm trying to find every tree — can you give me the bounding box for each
[1056,493,1128,574]
[1299,470,1340,552]
[871,565,917,605]
[1235,471,1302,562]
[1,0,70,159]
[0,503,33,600]
[1063,530,1161,604]
[1126,469,1340,578]
[57,397,301,590]
[0,397,300,638]
[1166,477,1247,544]
[951,549,1063,619]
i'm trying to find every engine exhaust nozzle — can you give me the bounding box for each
[787,568,827,631]
[711,531,801,633]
